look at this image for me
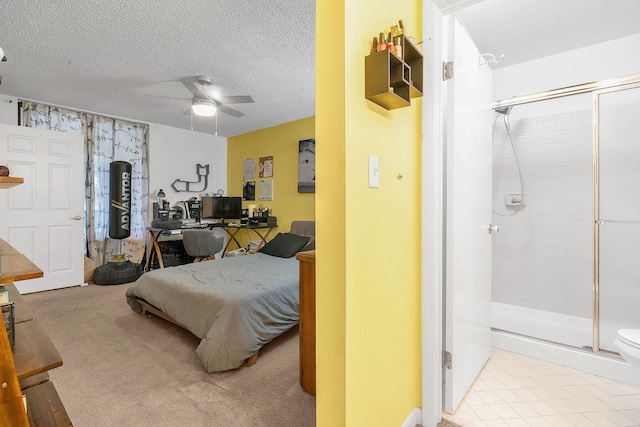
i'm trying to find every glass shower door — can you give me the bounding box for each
[597,84,640,352]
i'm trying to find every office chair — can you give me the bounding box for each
[182,229,224,262]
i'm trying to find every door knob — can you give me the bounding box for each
[488,224,500,234]
[71,215,82,220]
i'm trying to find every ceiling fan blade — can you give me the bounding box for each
[215,95,254,105]
[217,104,245,118]
[179,76,208,99]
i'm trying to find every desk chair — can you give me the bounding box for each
[182,229,224,262]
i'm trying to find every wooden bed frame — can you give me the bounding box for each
[136,297,260,367]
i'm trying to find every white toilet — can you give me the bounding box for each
[615,329,640,368]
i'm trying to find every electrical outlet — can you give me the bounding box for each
[368,156,379,188]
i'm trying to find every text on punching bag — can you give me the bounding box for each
[111,171,130,231]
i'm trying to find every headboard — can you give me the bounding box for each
[290,221,315,250]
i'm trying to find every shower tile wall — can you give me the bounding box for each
[492,110,593,319]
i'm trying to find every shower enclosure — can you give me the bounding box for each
[490,75,640,356]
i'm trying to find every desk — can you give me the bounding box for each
[219,223,277,257]
[146,225,207,270]
[147,224,278,267]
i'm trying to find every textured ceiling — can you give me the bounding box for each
[0,0,315,137]
[0,1,638,138]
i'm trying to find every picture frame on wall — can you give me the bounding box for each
[243,180,256,201]
[259,156,273,178]
[259,179,273,200]
[298,139,315,193]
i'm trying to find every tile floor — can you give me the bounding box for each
[443,348,640,427]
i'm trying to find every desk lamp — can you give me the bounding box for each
[157,188,166,207]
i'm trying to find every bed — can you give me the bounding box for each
[125,221,315,373]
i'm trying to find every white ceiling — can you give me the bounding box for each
[453,0,640,70]
[0,0,638,137]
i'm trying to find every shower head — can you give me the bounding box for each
[494,105,513,135]
[494,105,513,116]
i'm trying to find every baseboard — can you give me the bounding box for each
[401,407,422,427]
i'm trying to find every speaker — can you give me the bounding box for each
[109,161,132,240]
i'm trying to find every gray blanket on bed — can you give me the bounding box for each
[125,253,299,372]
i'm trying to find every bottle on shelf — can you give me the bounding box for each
[399,20,405,35]
[371,36,378,54]
[386,33,395,54]
[395,38,403,59]
[377,32,387,51]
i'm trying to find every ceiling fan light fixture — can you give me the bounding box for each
[192,99,217,117]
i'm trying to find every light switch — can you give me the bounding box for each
[368,155,379,188]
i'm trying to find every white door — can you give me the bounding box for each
[443,17,494,413]
[0,125,84,293]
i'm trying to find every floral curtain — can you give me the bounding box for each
[22,102,149,267]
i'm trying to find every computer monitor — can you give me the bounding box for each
[201,196,242,223]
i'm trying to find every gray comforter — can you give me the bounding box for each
[125,253,299,372]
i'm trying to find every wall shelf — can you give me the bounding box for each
[365,34,423,110]
[0,177,24,189]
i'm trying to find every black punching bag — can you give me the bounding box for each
[109,161,132,240]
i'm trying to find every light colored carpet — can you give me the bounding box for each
[23,283,316,427]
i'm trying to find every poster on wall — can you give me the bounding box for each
[243,159,256,179]
[243,180,256,201]
[259,156,273,178]
[259,179,273,200]
[298,139,315,193]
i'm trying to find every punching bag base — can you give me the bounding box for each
[94,260,142,286]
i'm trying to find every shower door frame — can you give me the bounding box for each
[492,72,640,356]
[593,81,640,354]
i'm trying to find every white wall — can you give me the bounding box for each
[0,94,18,125]
[147,123,226,223]
[493,33,640,101]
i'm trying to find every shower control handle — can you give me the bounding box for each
[487,224,500,234]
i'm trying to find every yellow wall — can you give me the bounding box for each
[317,0,422,426]
[227,117,315,244]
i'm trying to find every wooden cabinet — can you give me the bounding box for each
[296,250,316,395]
[365,34,423,110]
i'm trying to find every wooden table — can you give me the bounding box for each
[0,239,44,284]
[13,321,63,381]
[0,239,71,425]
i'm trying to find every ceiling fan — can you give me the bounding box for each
[179,75,254,118]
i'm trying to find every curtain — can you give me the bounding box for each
[22,102,149,267]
